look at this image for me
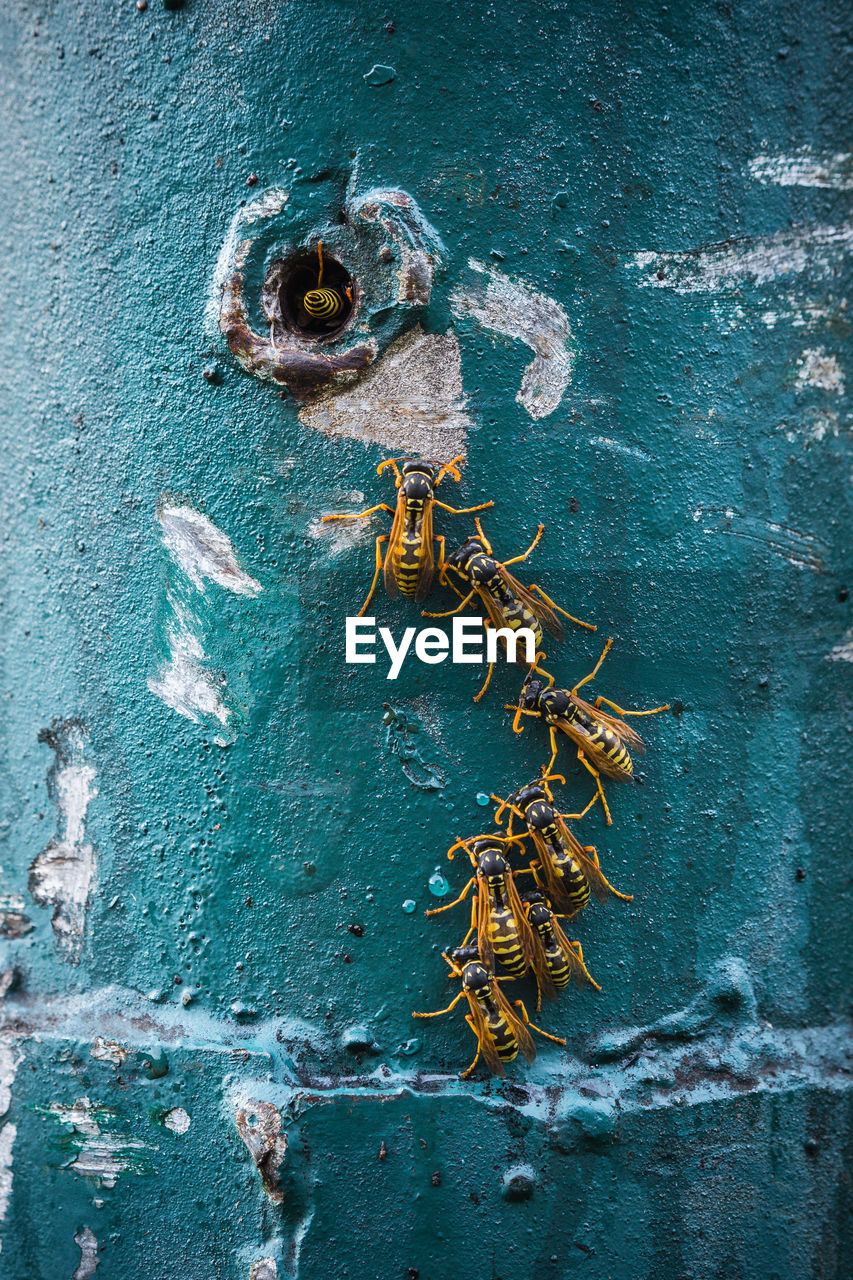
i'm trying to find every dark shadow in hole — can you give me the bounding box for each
[277,250,355,339]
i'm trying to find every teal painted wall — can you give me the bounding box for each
[0,1,850,1277]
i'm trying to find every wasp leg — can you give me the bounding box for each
[356,535,389,617]
[473,621,494,703]
[425,877,475,916]
[527,652,556,686]
[460,1019,483,1078]
[572,636,614,694]
[490,795,526,826]
[434,499,495,515]
[321,503,395,523]
[471,516,493,554]
[376,458,403,483]
[577,751,613,825]
[423,588,478,618]
[412,991,466,1019]
[594,695,671,718]
[558,791,600,823]
[435,454,465,486]
[502,524,545,567]
[513,1000,566,1047]
[433,535,447,580]
[526,584,596,632]
[509,703,540,734]
[568,940,601,992]
[544,726,560,777]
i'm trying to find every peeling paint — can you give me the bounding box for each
[89,1038,128,1066]
[156,503,262,597]
[0,1124,16,1238]
[206,186,291,338]
[450,259,573,418]
[45,1099,154,1187]
[148,593,232,730]
[163,1107,191,1134]
[629,223,853,292]
[298,325,471,459]
[748,149,853,189]
[235,1100,288,1202]
[72,1227,99,1280]
[28,721,97,965]
[0,1039,22,1118]
[794,346,845,395]
[249,1261,278,1280]
[382,703,447,790]
[0,894,33,939]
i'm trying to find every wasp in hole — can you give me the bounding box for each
[322,457,493,616]
[508,637,670,824]
[300,240,352,324]
[491,774,632,917]
[423,518,595,702]
[426,833,535,979]
[412,945,565,1078]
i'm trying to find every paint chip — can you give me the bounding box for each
[794,347,845,395]
[163,1107,191,1134]
[72,1227,99,1280]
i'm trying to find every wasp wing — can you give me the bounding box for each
[551,715,635,782]
[570,694,647,754]
[554,814,633,904]
[413,497,435,602]
[525,912,558,1002]
[494,981,536,1064]
[506,871,537,971]
[382,489,407,598]
[475,878,494,974]
[497,565,565,641]
[464,992,505,1076]
[550,915,602,991]
[527,827,575,915]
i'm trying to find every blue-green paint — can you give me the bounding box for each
[0,1,850,1277]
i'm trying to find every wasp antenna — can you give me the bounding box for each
[317,239,325,285]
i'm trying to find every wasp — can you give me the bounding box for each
[491,775,632,917]
[301,240,352,323]
[508,637,670,824]
[522,890,600,1009]
[426,834,535,979]
[321,458,493,616]
[412,945,565,1078]
[423,518,595,701]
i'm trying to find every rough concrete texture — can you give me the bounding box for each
[0,1,850,1277]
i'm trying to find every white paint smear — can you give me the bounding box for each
[828,630,853,663]
[748,150,853,190]
[0,1040,21,1118]
[148,594,231,728]
[794,347,845,395]
[0,1124,16,1232]
[450,259,572,418]
[73,1227,99,1280]
[629,223,853,293]
[90,1038,128,1066]
[299,326,472,459]
[47,1098,152,1188]
[307,491,378,555]
[157,504,261,597]
[29,723,97,965]
[780,409,842,445]
[163,1107,191,1134]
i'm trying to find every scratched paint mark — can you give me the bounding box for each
[307,491,377,555]
[748,150,853,190]
[695,508,825,571]
[709,294,851,334]
[628,223,853,292]
[382,704,446,791]
[205,186,290,337]
[827,630,853,663]
[298,326,471,460]
[148,503,262,740]
[28,721,97,964]
[450,259,573,418]
[794,347,846,395]
[43,1098,154,1187]
[72,1227,99,1280]
[589,435,651,462]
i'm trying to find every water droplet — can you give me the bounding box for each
[475,792,490,807]
[402,899,416,914]
[428,872,449,898]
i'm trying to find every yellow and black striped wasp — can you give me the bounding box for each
[321,457,493,616]
[300,240,352,325]
[491,775,632,918]
[426,834,535,979]
[412,944,565,1079]
[522,889,600,1010]
[423,519,595,701]
[508,637,670,824]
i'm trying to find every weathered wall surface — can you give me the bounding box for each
[0,2,850,1277]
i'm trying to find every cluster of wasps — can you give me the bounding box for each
[324,451,669,1080]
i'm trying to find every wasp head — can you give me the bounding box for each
[475,847,509,878]
[519,675,544,712]
[513,780,550,810]
[400,460,437,499]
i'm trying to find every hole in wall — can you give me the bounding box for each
[276,247,355,339]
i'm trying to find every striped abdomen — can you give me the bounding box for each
[587,721,633,778]
[484,580,544,650]
[302,288,343,318]
[537,929,573,989]
[539,824,591,914]
[478,992,519,1063]
[392,499,428,597]
[487,905,527,977]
